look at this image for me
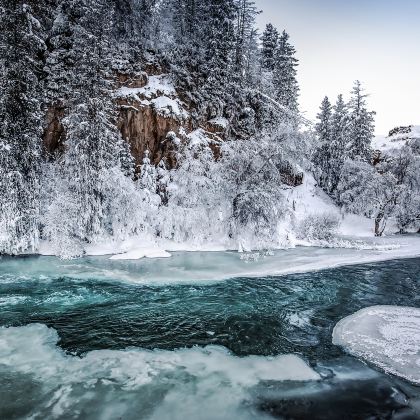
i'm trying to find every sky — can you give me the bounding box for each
[255,0,420,134]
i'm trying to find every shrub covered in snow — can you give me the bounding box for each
[296,213,340,242]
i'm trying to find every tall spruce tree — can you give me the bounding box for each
[261,23,278,71]
[273,30,299,113]
[329,94,348,193]
[346,80,375,162]
[202,0,237,116]
[313,96,333,190]
[0,2,47,254]
[44,0,134,256]
[235,0,260,77]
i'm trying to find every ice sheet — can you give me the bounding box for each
[333,305,420,384]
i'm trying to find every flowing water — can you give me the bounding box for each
[0,252,419,419]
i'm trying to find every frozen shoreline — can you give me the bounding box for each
[17,234,420,285]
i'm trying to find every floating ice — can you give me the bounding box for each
[109,246,171,260]
[333,305,420,384]
[0,324,320,419]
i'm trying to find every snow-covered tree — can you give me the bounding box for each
[338,160,399,236]
[138,149,160,207]
[43,0,136,257]
[346,80,375,162]
[273,30,299,114]
[328,94,348,192]
[0,3,47,254]
[234,0,260,76]
[315,96,332,143]
[390,146,420,233]
[313,96,333,191]
[261,23,278,71]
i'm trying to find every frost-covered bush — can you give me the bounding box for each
[297,213,340,242]
[149,127,303,251]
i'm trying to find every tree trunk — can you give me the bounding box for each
[374,211,385,237]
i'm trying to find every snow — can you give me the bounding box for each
[115,74,176,100]
[110,247,171,260]
[372,125,420,152]
[187,128,214,146]
[151,96,188,119]
[0,323,320,418]
[115,74,188,119]
[208,117,229,129]
[37,235,420,285]
[286,173,339,220]
[333,306,420,384]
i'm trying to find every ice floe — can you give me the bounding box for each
[0,324,320,419]
[333,305,420,384]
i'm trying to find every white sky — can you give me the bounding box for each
[255,0,420,134]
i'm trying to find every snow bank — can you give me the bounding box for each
[286,173,339,221]
[372,125,420,152]
[110,246,171,260]
[0,324,319,418]
[333,306,420,384]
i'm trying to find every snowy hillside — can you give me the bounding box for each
[1,1,419,260]
[372,125,420,152]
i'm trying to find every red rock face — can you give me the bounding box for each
[42,71,226,171]
[43,104,66,159]
[117,98,191,170]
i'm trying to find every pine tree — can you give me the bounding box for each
[261,23,278,71]
[202,0,237,115]
[346,80,375,162]
[273,30,299,114]
[313,96,333,190]
[235,0,260,76]
[44,0,79,104]
[329,94,348,192]
[315,96,332,143]
[44,0,135,256]
[0,2,47,254]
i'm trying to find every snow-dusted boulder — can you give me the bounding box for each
[333,306,420,384]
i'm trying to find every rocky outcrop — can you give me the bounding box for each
[41,70,303,189]
[41,71,199,168]
[43,104,65,158]
[115,72,194,169]
[117,99,189,169]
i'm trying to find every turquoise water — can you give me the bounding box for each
[1,254,420,419]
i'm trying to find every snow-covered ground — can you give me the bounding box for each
[333,306,420,384]
[35,235,420,285]
[37,168,420,275]
[372,125,420,152]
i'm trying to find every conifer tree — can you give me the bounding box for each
[313,96,333,190]
[315,96,332,143]
[44,0,79,104]
[261,23,278,71]
[202,0,237,114]
[346,80,375,162]
[44,0,135,256]
[0,2,47,254]
[138,150,157,194]
[329,94,348,192]
[273,30,299,113]
[235,0,260,76]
